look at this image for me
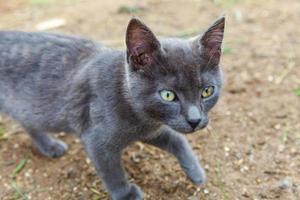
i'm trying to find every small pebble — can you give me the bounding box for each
[274,124,281,130]
[240,165,249,173]
[203,189,209,194]
[255,178,262,184]
[291,148,297,153]
[242,188,249,197]
[25,172,31,177]
[59,132,66,137]
[188,196,198,200]
[247,112,254,117]
[235,159,244,166]
[75,138,81,143]
[224,146,230,152]
[225,111,231,115]
[278,145,285,152]
[268,75,274,82]
[235,152,243,159]
[279,178,292,190]
[67,168,76,178]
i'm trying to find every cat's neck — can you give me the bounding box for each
[120,62,161,129]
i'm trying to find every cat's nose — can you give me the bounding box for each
[187,118,201,129]
[187,105,201,129]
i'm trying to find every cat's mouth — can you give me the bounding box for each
[173,121,209,134]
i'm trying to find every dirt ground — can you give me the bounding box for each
[0,0,299,199]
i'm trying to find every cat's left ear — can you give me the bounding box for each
[196,16,225,67]
[126,18,161,70]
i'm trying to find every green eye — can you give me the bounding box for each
[201,86,214,98]
[160,90,176,102]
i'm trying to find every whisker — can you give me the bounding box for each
[206,124,220,152]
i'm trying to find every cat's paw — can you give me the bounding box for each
[112,184,143,200]
[184,163,206,185]
[34,138,68,158]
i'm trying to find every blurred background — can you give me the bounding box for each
[0,0,299,199]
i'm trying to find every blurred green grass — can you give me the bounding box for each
[29,0,78,6]
[294,88,300,96]
[0,124,6,140]
[117,5,144,14]
[213,0,242,6]
[29,0,52,5]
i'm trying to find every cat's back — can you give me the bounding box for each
[0,31,97,70]
[0,31,98,89]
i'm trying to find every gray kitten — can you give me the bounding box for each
[0,17,225,200]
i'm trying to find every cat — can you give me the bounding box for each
[0,16,225,200]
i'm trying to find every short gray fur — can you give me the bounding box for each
[0,17,225,200]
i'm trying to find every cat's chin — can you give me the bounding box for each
[172,123,208,134]
[181,130,197,135]
[171,127,196,134]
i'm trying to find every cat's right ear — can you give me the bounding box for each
[194,16,225,68]
[126,18,161,71]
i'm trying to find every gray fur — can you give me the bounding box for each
[0,17,225,200]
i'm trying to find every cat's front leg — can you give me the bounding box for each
[81,130,143,200]
[143,127,206,185]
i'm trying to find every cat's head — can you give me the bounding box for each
[125,17,225,134]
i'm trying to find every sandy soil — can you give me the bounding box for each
[0,0,299,199]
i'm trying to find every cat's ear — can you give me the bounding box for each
[126,18,161,70]
[196,16,225,67]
